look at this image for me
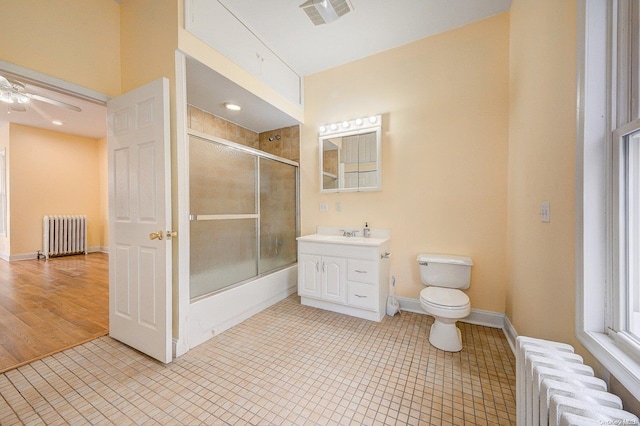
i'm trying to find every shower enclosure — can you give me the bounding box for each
[188,131,298,300]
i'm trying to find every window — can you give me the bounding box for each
[577,0,640,400]
[611,0,640,349]
[614,124,640,345]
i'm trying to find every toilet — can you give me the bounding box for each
[417,253,473,352]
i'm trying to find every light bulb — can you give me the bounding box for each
[223,102,241,111]
[355,118,363,126]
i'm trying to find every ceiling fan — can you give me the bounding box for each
[0,74,81,113]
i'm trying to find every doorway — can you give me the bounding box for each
[0,62,110,372]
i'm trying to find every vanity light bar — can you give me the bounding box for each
[319,114,381,135]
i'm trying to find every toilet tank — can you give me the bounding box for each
[417,253,473,289]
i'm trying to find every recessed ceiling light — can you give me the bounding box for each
[52,120,63,126]
[224,102,242,111]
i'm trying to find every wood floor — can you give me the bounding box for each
[0,253,108,373]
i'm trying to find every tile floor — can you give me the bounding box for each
[0,295,516,425]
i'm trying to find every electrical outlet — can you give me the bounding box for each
[540,201,550,223]
[319,202,328,212]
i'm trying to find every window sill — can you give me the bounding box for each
[577,329,640,401]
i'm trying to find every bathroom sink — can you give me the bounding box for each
[297,234,388,246]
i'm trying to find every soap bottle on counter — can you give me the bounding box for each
[363,222,371,238]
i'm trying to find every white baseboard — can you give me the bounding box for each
[394,296,506,330]
[7,247,108,261]
[502,313,517,355]
[9,252,39,261]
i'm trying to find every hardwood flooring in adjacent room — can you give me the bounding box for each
[0,253,108,373]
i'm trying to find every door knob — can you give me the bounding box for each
[166,231,177,240]
[149,231,164,240]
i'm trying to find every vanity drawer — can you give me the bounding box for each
[347,259,377,284]
[347,282,377,310]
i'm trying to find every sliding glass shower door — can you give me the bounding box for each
[188,133,298,300]
[259,157,298,273]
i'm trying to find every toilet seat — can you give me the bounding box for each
[420,287,471,322]
[420,287,469,309]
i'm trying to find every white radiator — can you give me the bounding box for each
[42,215,87,259]
[516,336,639,426]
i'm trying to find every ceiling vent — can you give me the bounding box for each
[299,0,353,26]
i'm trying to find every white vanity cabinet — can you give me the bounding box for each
[298,254,346,303]
[297,233,391,322]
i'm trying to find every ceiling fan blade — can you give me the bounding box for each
[28,94,82,112]
[9,103,27,112]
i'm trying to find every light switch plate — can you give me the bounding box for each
[540,201,550,223]
[319,202,328,212]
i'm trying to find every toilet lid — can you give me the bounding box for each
[420,287,469,308]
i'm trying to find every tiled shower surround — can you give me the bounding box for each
[0,295,516,425]
[187,105,300,162]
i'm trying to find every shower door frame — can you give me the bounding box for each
[186,128,300,300]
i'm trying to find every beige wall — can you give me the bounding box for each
[120,0,178,93]
[0,0,121,97]
[9,124,103,255]
[0,124,9,258]
[506,0,579,345]
[507,0,640,408]
[98,138,109,248]
[302,13,510,312]
[0,0,122,256]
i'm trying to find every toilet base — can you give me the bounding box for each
[428,319,463,352]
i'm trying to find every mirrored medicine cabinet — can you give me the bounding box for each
[319,115,382,193]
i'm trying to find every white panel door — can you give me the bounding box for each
[107,78,172,363]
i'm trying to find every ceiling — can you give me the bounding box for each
[1,0,511,138]
[219,0,512,76]
[0,70,106,140]
[186,58,300,133]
